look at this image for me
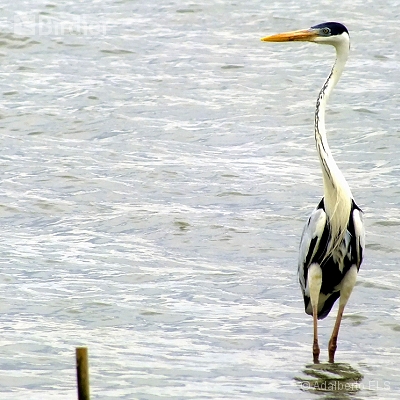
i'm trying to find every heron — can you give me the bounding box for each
[261,22,365,364]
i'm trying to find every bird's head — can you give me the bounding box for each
[261,22,349,49]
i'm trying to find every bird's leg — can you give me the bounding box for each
[308,264,322,364]
[328,304,344,363]
[312,304,320,364]
[328,265,358,363]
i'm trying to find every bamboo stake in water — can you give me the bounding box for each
[76,347,90,400]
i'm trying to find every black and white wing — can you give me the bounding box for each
[298,199,328,295]
[348,201,365,271]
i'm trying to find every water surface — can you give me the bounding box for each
[0,1,399,399]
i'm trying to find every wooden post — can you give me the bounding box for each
[76,347,90,400]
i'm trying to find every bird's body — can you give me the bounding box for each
[261,22,365,363]
[299,198,364,320]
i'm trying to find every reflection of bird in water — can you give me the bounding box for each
[261,22,365,364]
[296,362,364,391]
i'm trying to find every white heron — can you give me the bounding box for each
[261,22,365,364]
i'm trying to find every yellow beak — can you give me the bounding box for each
[261,29,318,42]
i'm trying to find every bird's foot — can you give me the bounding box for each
[328,338,337,363]
[313,340,320,364]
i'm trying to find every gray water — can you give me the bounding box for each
[0,0,399,399]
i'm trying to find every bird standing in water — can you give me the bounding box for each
[261,22,365,364]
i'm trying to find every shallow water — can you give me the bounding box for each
[0,0,400,399]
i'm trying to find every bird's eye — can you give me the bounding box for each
[322,27,331,35]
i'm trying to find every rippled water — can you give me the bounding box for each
[0,1,399,399]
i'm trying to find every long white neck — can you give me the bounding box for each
[314,38,352,248]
